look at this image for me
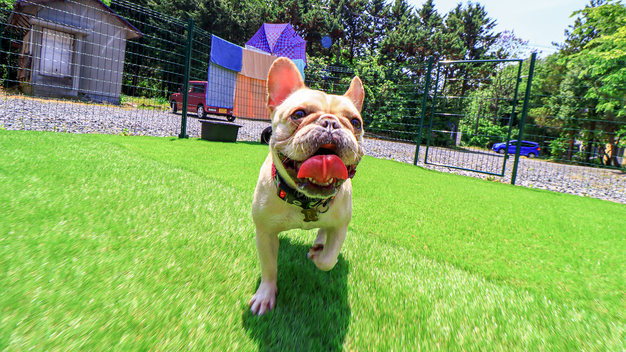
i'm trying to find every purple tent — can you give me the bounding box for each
[246,23,306,65]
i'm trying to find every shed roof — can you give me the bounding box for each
[10,0,142,39]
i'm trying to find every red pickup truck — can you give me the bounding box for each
[170,81,235,122]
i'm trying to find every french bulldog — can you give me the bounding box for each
[249,58,365,315]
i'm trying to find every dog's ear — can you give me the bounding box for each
[267,58,305,113]
[344,76,364,113]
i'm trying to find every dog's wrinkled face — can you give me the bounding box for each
[267,59,365,199]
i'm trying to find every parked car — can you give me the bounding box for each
[170,81,235,122]
[492,140,541,158]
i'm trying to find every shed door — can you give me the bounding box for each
[40,28,74,77]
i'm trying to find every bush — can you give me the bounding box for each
[460,118,515,148]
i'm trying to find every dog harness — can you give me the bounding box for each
[272,164,335,222]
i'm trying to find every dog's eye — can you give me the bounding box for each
[290,110,306,120]
[351,118,362,130]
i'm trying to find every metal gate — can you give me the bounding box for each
[418,55,536,180]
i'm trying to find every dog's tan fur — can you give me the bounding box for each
[249,58,365,315]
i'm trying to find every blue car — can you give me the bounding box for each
[492,140,541,158]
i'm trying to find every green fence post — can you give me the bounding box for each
[179,17,194,139]
[424,61,442,165]
[511,52,537,185]
[414,56,434,166]
[500,61,524,176]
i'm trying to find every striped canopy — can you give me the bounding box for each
[246,23,306,65]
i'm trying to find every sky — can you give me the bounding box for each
[407,0,592,56]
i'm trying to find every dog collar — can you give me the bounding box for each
[272,164,335,222]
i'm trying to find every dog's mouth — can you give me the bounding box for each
[277,144,358,195]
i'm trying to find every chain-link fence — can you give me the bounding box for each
[422,58,527,177]
[519,56,625,201]
[1,0,624,203]
[1,0,193,136]
[412,54,625,202]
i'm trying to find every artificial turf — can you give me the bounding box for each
[1,130,624,350]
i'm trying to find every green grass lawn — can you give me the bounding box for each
[1,130,625,351]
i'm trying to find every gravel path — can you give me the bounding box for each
[2,95,624,204]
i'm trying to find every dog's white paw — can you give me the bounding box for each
[307,243,324,261]
[249,282,277,316]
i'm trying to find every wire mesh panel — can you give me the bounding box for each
[1,0,192,137]
[516,56,626,201]
[305,64,353,96]
[110,0,198,137]
[304,62,432,164]
[310,63,430,145]
[1,0,623,203]
[424,59,524,176]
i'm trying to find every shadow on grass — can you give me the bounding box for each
[242,237,351,351]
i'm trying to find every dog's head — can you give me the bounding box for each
[266,58,365,199]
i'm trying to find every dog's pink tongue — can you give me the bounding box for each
[297,155,348,183]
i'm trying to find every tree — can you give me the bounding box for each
[413,0,446,63]
[364,0,389,54]
[264,0,340,59]
[543,0,625,166]
[572,0,626,166]
[442,3,500,97]
[430,2,500,140]
[444,2,499,61]
[554,0,606,54]
[490,30,534,59]
[378,0,418,64]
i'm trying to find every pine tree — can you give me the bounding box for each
[442,2,499,97]
[555,0,606,54]
[444,2,499,61]
[414,0,445,62]
[364,0,389,54]
[378,0,419,64]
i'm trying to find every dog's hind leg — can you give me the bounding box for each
[307,228,327,259]
[309,226,346,271]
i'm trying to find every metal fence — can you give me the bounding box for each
[520,56,625,201]
[1,0,624,203]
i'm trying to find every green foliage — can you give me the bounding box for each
[120,94,169,110]
[354,54,427,141]
[445,2,499,61]
[548,137,570,159]
[126,0,504,67]
[460,117,514,148]
[573,1,626,119]
[528,0,626,167]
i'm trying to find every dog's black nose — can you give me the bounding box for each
[317,115,341,130]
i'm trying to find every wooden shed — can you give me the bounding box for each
[9,0,142,104]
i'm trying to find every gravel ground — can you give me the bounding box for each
[2,95,624,204]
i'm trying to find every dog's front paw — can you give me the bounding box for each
[307,243,324,261]
[249,282,278,316]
